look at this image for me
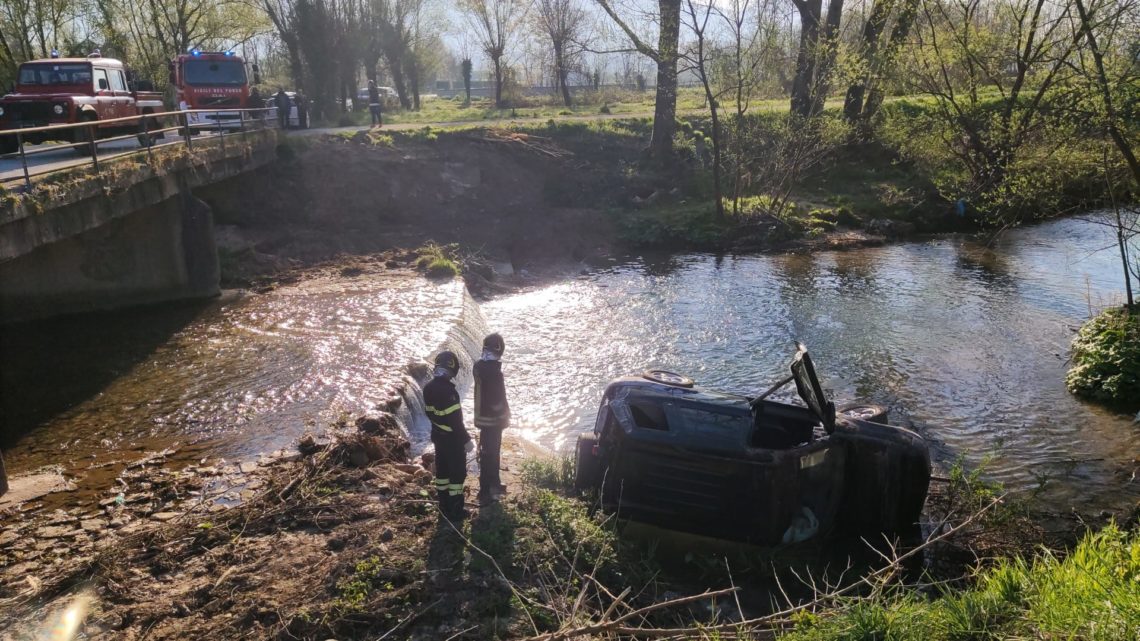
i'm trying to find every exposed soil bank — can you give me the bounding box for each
[199,130,618,288]
[197,127,960,289]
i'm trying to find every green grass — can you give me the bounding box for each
[779,525,1140,641]
[518,456,575,490]
[412,243,460,278]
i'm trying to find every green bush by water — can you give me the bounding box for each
[1065,306,1140,409]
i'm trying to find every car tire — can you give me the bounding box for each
[137,116,162,147]
[838,402,889,424]
[641,370,695,388]
[0,136,16,155]
[73,114,99,156]
[574,433,603,491]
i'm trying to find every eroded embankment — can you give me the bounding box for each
[199,131,621,288]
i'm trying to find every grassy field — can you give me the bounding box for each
[313,87,851,128]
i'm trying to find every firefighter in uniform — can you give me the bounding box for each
[474,333,510,504]
[424,351,473,520]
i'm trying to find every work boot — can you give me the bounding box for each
[477,488,499,506]
[446,494,468,521]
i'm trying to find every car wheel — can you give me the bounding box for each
[641,370,695,388]
[0,135,16,155]
[136,116,162,147]
[574,433,603,491]
[73,114,99,156]
[838,402,889,424]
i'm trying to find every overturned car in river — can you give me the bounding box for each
[573,345,930,545]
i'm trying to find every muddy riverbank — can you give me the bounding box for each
[0,414,1067,641]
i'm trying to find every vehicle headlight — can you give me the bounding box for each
[0,106,5,117]
[53,104,65,115]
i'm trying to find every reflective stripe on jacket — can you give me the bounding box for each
[423,375,470,443]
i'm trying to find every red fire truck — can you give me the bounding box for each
[169,49,260,132]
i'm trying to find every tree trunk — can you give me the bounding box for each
[387,50,412,110]
[555,44,572,106]
[810,0,845,116]
[1118,225,1134,308]
[648,0,681,164]
[861,0,918,121]
[407,59,421,110]
[790,0,822,117]
[1074,0,1140,189]
[843,0,892,122]
[493,55,504,107]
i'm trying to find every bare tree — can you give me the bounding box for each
[461,0,530,107]
[263,0,305,89]
[534,0,586,106]
[404,0,443,109]
[594,0,682,164]
[905,0,1082,218]
[0,0,76,61]
[681,0,724,217]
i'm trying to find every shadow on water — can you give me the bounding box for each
[0,299,214,449]
[953,241,1018,291]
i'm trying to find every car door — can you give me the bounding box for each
[109,68,132,122]
[92,68,116,122]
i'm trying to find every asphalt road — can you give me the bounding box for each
[1,110,662,188]
[0,130,239,188]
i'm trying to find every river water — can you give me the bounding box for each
[1,273,469,508]
[483,217,1139,514]
[3,217,1138,516]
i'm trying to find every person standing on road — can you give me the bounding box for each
[424,351,473,521]
[367,80,383,128]
[274,89,290,129]
[474,333,510,505]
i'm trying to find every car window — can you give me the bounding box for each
[630,402,668,431]
[110,69,127,91]
[18,63,91,85]
[93,68,109,91]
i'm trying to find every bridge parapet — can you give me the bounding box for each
[0,128,279,323]
[1,128,278,263]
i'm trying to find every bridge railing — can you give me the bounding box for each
[0,108,283,191]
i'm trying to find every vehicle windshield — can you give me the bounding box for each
[18,63,92,86]
[183,59,246,86]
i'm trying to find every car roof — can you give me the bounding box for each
[22,58,122,67]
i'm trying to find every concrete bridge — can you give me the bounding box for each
[0,127,279,323]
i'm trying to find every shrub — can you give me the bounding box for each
[1065,306,1140,409]
[413,243,460,278]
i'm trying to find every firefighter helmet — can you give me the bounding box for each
[433,350,460,378]
[482,333,505,358]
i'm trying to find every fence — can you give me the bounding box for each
[0,108,279,192]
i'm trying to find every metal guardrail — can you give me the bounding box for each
[0,107,281,191]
